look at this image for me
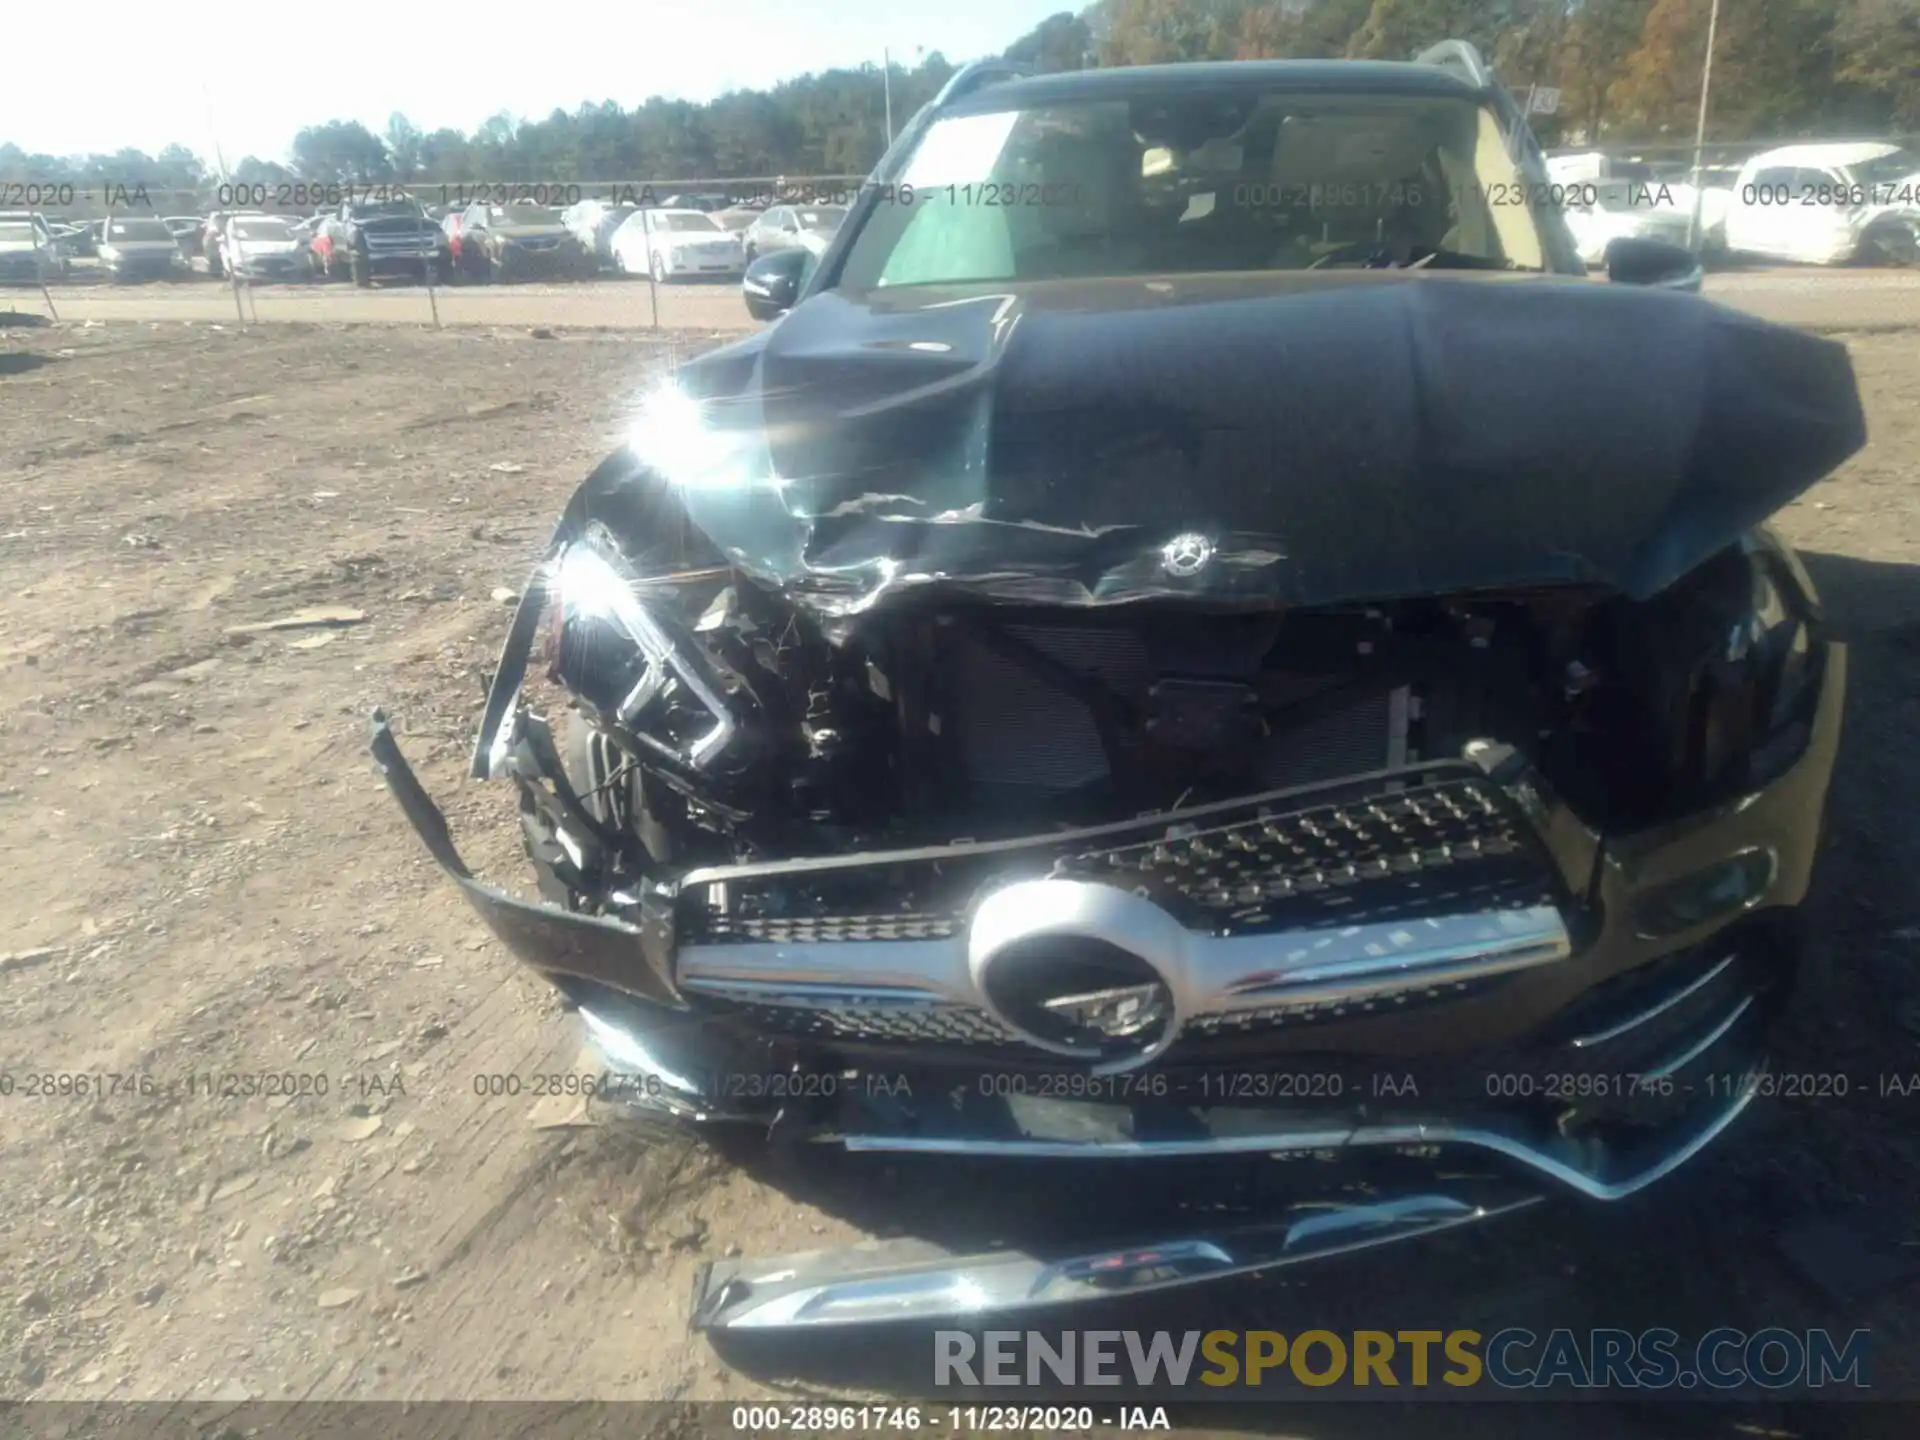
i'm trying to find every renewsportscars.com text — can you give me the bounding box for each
[933,1328,1872,1392]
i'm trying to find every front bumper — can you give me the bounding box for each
[492,242,586,277]
[363,248,439,276]
[232,256,307,280]
[370,628,1842,1322]
[662,249,747,277]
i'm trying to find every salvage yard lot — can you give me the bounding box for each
[3,287,1920,1429]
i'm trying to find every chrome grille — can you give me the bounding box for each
[677,764,1558,946]
[700,911,960,943]
[1056,775,1534,928]
[714,999,1019,1045]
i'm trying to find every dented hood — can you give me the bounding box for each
[586,272,1865,621]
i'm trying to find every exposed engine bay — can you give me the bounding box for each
[522,525,1824,917]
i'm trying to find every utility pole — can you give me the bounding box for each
[1686,0,1723,252]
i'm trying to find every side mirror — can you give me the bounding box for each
[743,248,807,321]
[1605,236,1703,293]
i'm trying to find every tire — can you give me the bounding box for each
[350,250,371,287]
[743,242,757,265]
[1860,220,1919,268]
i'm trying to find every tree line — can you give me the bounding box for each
[2,0,1914,194]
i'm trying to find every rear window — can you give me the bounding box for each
[108,219,174,241]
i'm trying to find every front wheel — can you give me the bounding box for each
[350,250,371,287]
[1860,219,1919,268]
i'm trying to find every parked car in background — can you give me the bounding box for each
[609,207,747,281]
[1562,178,1697,268]
[438,207,471,274]
[0,217,63,285]
[199,212,233,276]
[158,215,205,261]
[1653,165,1741,253]
[100,215,188,282]
[49,221,95,259]
[659,192,730,213]
[318,197,448,286]
[453,203,594,282]
[1723,142,1920,266]
[713,206,762,234]
[222,214,312,282]
[741,203,846,262]
[1546,151,1658,187]
[561,198,640,269]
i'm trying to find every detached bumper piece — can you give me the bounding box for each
[693,1174,1544,1330]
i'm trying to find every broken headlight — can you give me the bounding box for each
[1740,556,1822,785]
[549,541,743,776]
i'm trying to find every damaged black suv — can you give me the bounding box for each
[372,43,1865,1330]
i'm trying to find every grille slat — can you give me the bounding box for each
[679,770,1548,945]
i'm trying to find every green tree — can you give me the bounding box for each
[289,120,393,181]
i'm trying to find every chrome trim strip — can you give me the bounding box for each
[1568,953,1739,1049]
[1642,994,1756,1082]
[836,1063,1767,1202]
[692,1191,1542,1330]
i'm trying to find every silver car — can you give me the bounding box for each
[742,203,846,263]
[222,214,311,282]
[0,217,62,285]
[99,216,189,282]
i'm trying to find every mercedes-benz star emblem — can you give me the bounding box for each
[1161,533,1215,578]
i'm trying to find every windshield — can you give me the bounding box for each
[231,219,293,241]
[107,219,174,241]
[1852,149,1919,187]
[351,201,423,221]
[658,211,725,232]
[837,90,1546,290]
[797,206,846,233]
[498,204,560,226]
[0,222,36,242]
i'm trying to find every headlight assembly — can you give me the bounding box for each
[550,542,740,773]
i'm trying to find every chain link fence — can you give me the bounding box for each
[3,178,879,331]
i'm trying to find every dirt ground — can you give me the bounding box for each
[3,296,1920,1434]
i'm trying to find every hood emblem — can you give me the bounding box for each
[1161,533,1216,578]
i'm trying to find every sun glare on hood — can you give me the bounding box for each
[627,384,760,490]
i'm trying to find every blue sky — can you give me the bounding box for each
[7,0,1070,164]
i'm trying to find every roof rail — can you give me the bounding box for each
[932,59,1032,109]
[1413,40,1493,90]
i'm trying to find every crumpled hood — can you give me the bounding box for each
[585,272,1866,626]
